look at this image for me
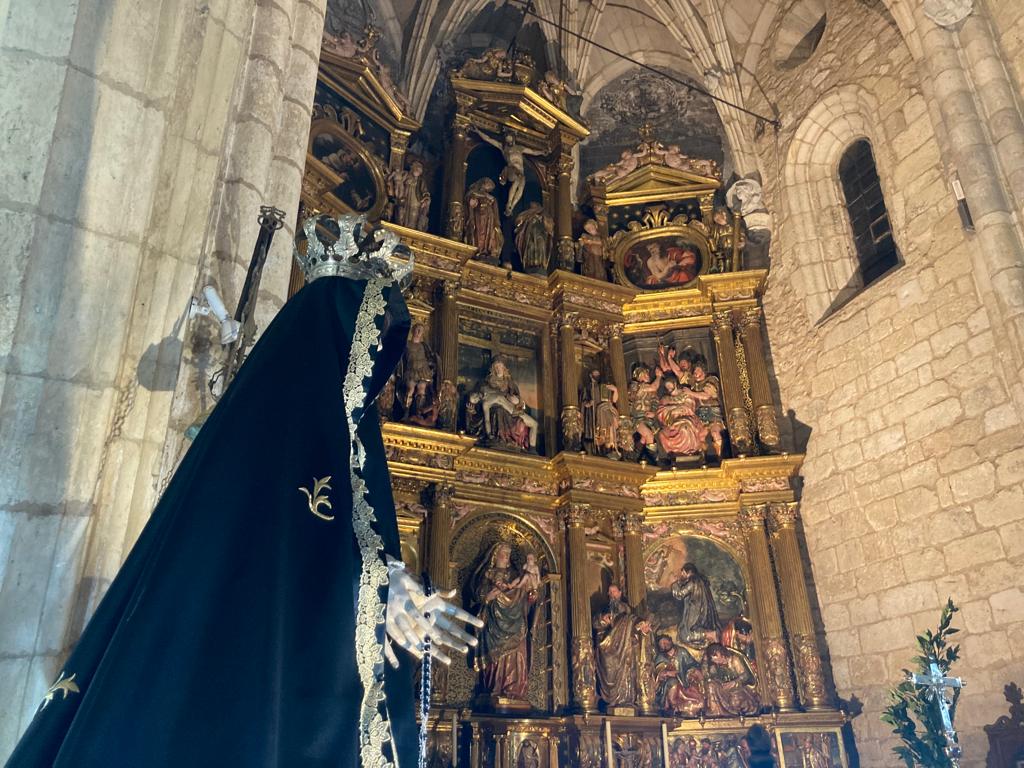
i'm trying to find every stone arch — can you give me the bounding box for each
[781,84,902,322]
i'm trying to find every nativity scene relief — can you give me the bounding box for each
[295,6,844,766]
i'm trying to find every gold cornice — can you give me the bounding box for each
[318,54,420,133]
[548,271,637,318]
[459,261,552,314]
[701,270,768,304]
[383,422,478,454]
[449,78,589,140]
[383,222,475,273]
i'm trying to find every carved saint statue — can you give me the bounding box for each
[464,178,504,264]
[703,642,760,716]
[514,201,552,275]
[481,356,538,451]
[706,206,744,273]
[655,374,708,459]
[624,363,661,460]
[593,584,651,709]
[576,219,607,280]
[653,634,703,716]
[670,563,720,645]
[580,369,620,458]
[472,127,543,215]
[469,542,538,701]
[688,358,725,458]
[398,323,438,426]
[387,159,431,231]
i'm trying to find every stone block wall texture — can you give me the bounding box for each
[751,0,1024,764]
[0,0,325,759]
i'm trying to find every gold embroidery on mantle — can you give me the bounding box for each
[40,671,80,711]
[299,476,334,521]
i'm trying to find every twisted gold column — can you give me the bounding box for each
[560,319,582,452]
[565,503,598,712]
[738,505,796,711]
[712,311,753,454]
[768,502,831,710]
[738,308,780,450]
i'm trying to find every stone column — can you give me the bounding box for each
[768,502,831,710]
[608,326,629,416]
[559,317,582,452]
[738,505,796,712]
[916,2,1024,411]
[711,311,753,454]
[445,109,472,241]
[564,503,598,712]
[738,308,780,451]
[555,145,576,271]
[437,280,460,431]
[621,512,646,609]
[426,483,455,590]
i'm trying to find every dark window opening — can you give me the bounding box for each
[839,140,900,286]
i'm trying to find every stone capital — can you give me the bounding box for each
[923,0,972,27]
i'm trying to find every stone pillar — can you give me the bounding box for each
[559,317,582,452]
[621,512,646,610]
[916,3,1024,411]
[564,503,598,712]
[711,311,753,454]
[445,110,472,241]
[426,483,455,590]
[555,146,576,271]
[437,280,460,431]
[738,505,797,712]
[608,326,629,416]
[768,502,831,710]
[738,308,780,451]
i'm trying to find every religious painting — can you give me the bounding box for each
[623,235,704,289]
[610,209,713,292]
[309,121,385,216]
[776,729,848,768]
[457,318,543,454]
[643,535,758,718]
[447,511,557,713]
[621,329,727,466]
[667,731,771,768]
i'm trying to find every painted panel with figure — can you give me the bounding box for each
[776,730,848,768]
[667,731,774,768]
[623,235,704,289]
[644,535,759,717]
[309,121,385,215]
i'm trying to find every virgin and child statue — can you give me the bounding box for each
[468,543,541,705]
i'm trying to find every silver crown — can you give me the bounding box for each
[294,213,414,285]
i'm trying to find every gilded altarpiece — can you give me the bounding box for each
[300,41,852,768]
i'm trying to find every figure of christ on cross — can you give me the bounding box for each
[472,127,545,216]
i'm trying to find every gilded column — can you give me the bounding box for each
[621,512,646,609]
[555,146,576,271]
[389,131,411,172]
[711,310,753,454]
[564,503,598,711]
[437,280,460,431]
[445,110,472,241]
[608,325,628,416]
[738,308,780,450]
[768,503,831,710]
[738,505,796,711]
[559,316,582,452]
[427,483,455,590]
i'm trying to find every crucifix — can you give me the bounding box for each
[906,660,965,766]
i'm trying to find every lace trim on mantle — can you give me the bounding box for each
[342,275,398,768]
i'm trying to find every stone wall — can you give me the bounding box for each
[0,0,325,759]
[751,0,1024,763]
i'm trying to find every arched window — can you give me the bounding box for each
[838,140,900,285]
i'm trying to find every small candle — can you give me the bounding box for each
[605,719,614,768]
[661,722,670,768]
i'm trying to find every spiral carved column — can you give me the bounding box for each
[559,319,582,452]
[564,503,598,712]
[738,505,796,711]
[738,308,780,450]
[768,502,831,710]
[711,310,753,454]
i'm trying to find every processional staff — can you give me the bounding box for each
[906,659,965,767]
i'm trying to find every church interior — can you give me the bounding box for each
[3,0,1024,765]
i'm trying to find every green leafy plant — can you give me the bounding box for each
[881,598,962,767]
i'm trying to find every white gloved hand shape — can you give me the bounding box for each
[384,559,484,668]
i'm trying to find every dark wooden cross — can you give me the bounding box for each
[907,660,965,766]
